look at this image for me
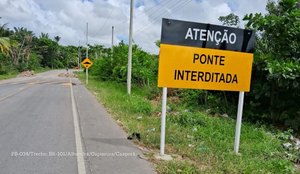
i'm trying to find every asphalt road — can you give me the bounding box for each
[0,70,155,174]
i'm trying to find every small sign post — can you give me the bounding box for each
[160,87,167,155]
[157,18,255,155]
[81,57,93,85]
[234,91,245,153]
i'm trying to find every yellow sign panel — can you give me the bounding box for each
[158,44,254,92]
[81,58,93,69]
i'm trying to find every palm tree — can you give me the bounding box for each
[0,17,11,54]
[54,36,61,43]
[0,23,9,37]
[9,27,34,66]
[40,33,49,39]
[0,37,10,55]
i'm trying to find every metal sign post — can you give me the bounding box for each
[86,68,88,85]
[160,87,168,155]
[234,91,245,153]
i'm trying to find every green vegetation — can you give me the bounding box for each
[208,0,300,131]
[89,41,157,85]
[76,0,299,173]
[241,0,300,131]
[78,73,297,173]
[1,0,299,172]
[0,20,80,76]
[0,72,17,80]
[86,0,300,132]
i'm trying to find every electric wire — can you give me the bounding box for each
[134,0,193,34]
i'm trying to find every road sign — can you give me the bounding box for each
[157,18,255,155]
[81,58,93,69]
[158,18,255,92]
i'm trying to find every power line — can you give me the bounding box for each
[132,0,193,46]
[144,0,183,23]
[145,0,181,19]
[134,0,193,34]
[111,0,193,45]
[114,0,181,31]
[136,0,191,32]
[99,7,115,33]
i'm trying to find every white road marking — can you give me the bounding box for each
[69,78,87,174]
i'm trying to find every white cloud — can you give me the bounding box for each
[0,0,268,54]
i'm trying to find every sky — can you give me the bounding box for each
[0,0,268,54]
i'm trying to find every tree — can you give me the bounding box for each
[0,18,11,55]
[0,23,11,37]
[218,13,240,27]
[88,44,106,59]
[40,33,49,39]
[34,36,61,68]
[54,36,61,43]
[60,45,78,68]
[9,27,34,70]
[0,37,10,55]
[155,40,160,48]
[0,20,82,72]
[90,41,158,86]
[243,0,300,129]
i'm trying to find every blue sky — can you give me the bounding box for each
[0,0,268,53]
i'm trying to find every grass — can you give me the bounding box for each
[34,67,51,73]
[0,72,17,80]
[78,73,298,174]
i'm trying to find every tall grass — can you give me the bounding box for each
[79,74,297,174]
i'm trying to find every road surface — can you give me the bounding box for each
[0,70,155,174]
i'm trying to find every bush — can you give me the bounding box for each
[28,53,41,70]
[90,42,158,86]
[90,58,114,80]
[0,53,17,74]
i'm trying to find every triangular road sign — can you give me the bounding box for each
[81,58,93,69]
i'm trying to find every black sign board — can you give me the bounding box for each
[161,18,255,53]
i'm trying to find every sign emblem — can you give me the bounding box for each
[81,58,93,69]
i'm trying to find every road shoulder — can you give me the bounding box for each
[72,78,156,174]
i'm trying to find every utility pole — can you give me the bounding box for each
[86,22,89,85]
[78,40,81,70]
[86,23,89,59]
[111,26,114,55]
[127,0,134,95]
